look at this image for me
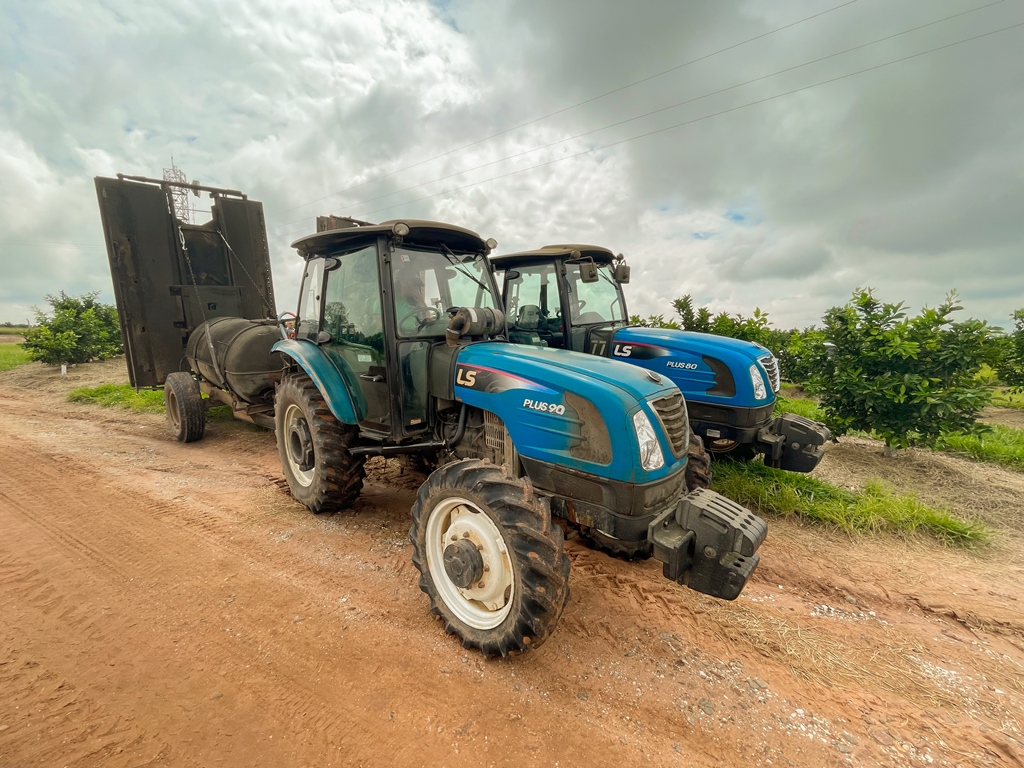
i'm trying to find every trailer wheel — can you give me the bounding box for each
[685,433,712,490]
[164,372,206,443]
[410,459,570,657]
[275,371,365,513]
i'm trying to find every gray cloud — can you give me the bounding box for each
[1,0,1022,335]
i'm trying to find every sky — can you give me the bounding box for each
[1,0,1022,331]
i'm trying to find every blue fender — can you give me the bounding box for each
[272,339,364,425]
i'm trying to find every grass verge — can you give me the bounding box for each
[0,344,33,371]
[990,388,1024,409]
[68,383,166,412]
[67,382,236,421]
[711,460,990,547]
[775,395,824,421]
[936,425,1024,471]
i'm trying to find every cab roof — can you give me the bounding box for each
[490,244,616,268]
[292,219,490,258]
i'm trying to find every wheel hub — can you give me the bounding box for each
[443,539,485,589]
[289,418,315,471]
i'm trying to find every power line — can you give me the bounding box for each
[347,19,1024,222]
[274,0,1006,236]
[273,0,861,218]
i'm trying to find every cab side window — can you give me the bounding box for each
[297,259,325,340]
[322,245,384,361]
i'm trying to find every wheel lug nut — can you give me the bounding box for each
[477,582,485,589]
[483,564,490,572]
[462,531,471,538]
[450,535,458,542]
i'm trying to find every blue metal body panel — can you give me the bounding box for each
[453,343,683,485]
[609,327,776,409]
[272,339,364,424]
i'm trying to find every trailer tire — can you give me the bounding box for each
[164,372,206,443]
[685,433,712,490]
[275,371,365,513]
[410,459,570,657]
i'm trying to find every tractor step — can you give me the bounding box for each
[648,488,767,600]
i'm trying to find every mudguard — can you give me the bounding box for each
[452,343,685,485]
[272,338,364,425]
[607,327,777,409]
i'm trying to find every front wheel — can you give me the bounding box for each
[275,371,365,513]
[410,459,570,657]
[685,433,712,490]
[706,438,759,464]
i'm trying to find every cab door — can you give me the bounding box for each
[316,245,391,432]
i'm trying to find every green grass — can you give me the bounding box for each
[936,425,1024,471]
[0,344,33,371]
[68,383,166,412]
[775,395,824,421]
[711,460,990,547]
[0,326,29,336]
[990,388,1024,409]
[67,382,236,421]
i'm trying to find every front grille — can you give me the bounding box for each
[759,354,781,393]
[484,411,516,467]
[650,393,690,459]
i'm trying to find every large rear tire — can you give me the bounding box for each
[410,459,570,657]
[275,371,365,513]
[685,433,712,490]
[164,372,206,443]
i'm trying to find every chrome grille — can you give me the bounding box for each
[650,393,690,459]
[759,354,781,393]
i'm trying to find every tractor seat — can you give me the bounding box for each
[516,304,543,330]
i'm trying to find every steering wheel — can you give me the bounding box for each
[398,306,442,333]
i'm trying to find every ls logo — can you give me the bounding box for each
[456,367,478,387]
[613,344,633,357]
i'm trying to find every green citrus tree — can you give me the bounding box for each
[811,289,992,454]
[21,292,123,366]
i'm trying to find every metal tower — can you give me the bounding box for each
[163,158,190,223]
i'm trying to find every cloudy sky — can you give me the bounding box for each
[2,0,1022,331]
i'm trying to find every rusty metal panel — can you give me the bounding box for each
[95,175,276,389]
[95,176,188,389]
[216,197,277,319]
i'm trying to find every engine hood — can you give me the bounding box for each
[452,342,684,484]
[607,327,777,408]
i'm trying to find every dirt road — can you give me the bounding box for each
[1,360,1022,767]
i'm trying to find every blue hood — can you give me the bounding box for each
[609,327,777,408]
[453,342,684,484]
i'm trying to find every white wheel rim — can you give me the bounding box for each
[425,496,514,630]
[283,403,314,487]
[166,389,180,430]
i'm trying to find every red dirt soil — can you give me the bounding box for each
[1,360,1022,767]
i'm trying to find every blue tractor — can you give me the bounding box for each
[492,245,831,473]
[96,176,766,656]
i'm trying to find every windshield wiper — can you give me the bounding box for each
[438,243,493,295]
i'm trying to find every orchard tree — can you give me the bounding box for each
[21,292,123,366]
[811,289,992,454]
[994,308,1024,392]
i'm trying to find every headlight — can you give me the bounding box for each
[750,364,767,400]
[632,409,665,471]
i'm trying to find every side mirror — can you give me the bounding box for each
[323,256,341,272]
[504,269,521,280]
[579,262,599,283]
[614,264,630,284]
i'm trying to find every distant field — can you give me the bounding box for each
[0,326,30,336]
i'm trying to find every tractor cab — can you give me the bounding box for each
[284,220,505,443]
[493,245,630,357]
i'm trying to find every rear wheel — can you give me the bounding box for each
[410,459,570,657]
[164,372,206,443]
[275,371,365,513]
[685,433,712,490]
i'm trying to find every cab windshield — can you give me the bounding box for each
[393,247,498,337]
[565,263,627,325]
